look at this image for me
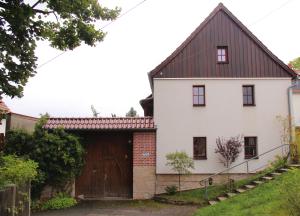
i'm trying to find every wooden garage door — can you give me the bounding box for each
[75,132,133,199]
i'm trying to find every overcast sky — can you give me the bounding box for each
[3,0,300,118]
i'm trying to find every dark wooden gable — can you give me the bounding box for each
[149,3,296,80]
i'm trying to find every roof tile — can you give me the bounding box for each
[44,117,155,131]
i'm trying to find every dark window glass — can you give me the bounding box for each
[217,46,228,63]
[193,86,205,106]
[193,137,207,160]
[243,85,255,106]
[244,137,258,159]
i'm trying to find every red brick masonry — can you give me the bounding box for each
[133,132,156,166]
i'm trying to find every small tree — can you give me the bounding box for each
[166,151,194,192]
[126,107,138,117]
[91,105,100,117]
[215,136,243,168]
[215,136,243,191]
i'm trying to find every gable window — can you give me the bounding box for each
[193,85,205,106]
[217,46,228,63]
[243,85,255,106]
[193,137,207,160]
[244,137,258,159]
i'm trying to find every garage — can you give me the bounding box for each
[45,117,156,200]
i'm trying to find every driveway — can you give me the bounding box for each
[33,200,197,216]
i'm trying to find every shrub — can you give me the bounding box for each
[41,194,77,210]
[0,155,38,188]
[165,185,178,195]
[281,169,300,216]
[4,115,85,198]
[270,155,287,170]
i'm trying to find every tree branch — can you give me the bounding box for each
[0,2,9,9]
[31,0,43,9]
[33,9,54,15]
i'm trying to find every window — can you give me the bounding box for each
[193,85,205,106]
[243,85,255,106]
[244,137,258,159]
[217,46,228,63]
[193,137,207,160]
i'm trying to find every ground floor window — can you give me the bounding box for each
[193,137,207,160]
[244,136,257,159]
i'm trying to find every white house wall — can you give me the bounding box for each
[0,119,6,134]
[154,78,291,174]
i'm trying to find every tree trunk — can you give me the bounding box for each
[178,173,181,194]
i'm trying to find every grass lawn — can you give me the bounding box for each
[194,169,300,216]
[159,170,270,206]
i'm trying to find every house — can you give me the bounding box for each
[0,99,10,148]
[44,3,297,200]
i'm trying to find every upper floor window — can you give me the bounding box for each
[193,85,205,106]
[217,46,228,63]
[244,137,258,159]
[243,85,255,106]
[193,137,207,160]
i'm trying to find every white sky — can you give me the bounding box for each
[3,0,300,117]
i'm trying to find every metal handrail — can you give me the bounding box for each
[200,144,290,184]
[199,144,291,200]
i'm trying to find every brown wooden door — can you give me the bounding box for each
[75,132,133,199]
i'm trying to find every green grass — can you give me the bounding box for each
[194,169,300,216]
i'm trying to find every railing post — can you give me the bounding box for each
[246,161,249,173]
[204,181,208,201]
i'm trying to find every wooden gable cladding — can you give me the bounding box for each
[150,3,296,80]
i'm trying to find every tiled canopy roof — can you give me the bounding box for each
[44,117,155,130]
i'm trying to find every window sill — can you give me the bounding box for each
[193,104,206,107]
[194,157,207,160]
[243,104,256,107]
[245,156,259,160]
[217,61,229,64]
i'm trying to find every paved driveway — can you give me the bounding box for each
[33,200,197,216]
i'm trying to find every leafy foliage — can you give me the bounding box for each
[41,193,77,210]
[0,0,120,98]
[289,57,300,70]
[0,154,38,188]
[4,115,85,197]
[166,151,194,192]
[126,107,138,117]
[215,136,243,168]
[165,185,178,195]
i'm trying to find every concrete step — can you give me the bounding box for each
[226,192,237,197]
[271,172,281,176]
[253,180,263,185]
[262,176,273,180]
[236,188,246,193]
[279,168,289,172]
[289,164,300,168]
[209,200,218,205]
[245,185,255,189]
[217,196,227,201]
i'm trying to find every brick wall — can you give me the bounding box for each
[133,132,156,166]
[133,132,156,199]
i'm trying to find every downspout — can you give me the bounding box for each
[287,77,299,144]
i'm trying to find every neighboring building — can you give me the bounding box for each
[45,3,297,200]
[6,112,38,133]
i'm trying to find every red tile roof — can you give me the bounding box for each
[0,100,10,113]
[44,117,155,130]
